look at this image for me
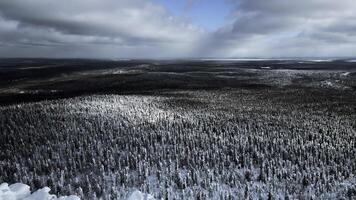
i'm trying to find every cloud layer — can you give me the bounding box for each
[209,0,356,58]
[0,0,203,58]
[0,0,355,58]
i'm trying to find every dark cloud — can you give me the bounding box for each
[0,0,203,58]
[0,0,355,58]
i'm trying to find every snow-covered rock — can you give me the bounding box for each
[0,183,79,200]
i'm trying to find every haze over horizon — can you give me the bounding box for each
[1,0,356,59]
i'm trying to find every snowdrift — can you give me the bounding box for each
[0,183,155,200]
[0,183,79,200]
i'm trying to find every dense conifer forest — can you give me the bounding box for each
[1,59,356,199]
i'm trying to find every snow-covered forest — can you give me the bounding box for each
[1,88,355,199]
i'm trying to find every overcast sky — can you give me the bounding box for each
[0,0,355,59]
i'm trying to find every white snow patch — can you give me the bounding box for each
[308,59,333,62]
[323,81,334,87]
[342,72,350,76]
[319,80,350,90]
[0,183,79,200]
[127,190,155,200]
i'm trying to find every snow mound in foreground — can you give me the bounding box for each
[0,183,156,200]
[0,183,79,200]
